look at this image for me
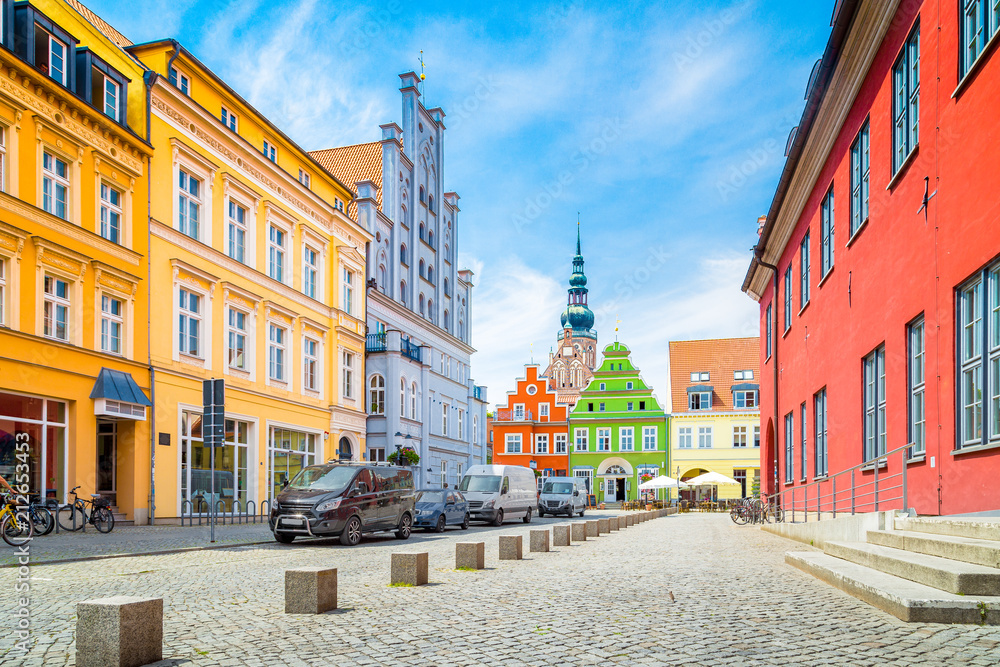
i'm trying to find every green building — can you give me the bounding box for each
[568,342,668,504]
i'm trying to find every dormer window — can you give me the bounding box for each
[690,372,710,382]
[168,67,190,96]
[34,25,67,84]
[221,106,237,132]
[83,54,127,124]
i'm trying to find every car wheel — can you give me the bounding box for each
[523,508,532,524]
[274,532,295,544]
[340,516,362,546]
[395,513,412,540]
[538,509,545,518]
[461,513,470,530]
[435,515,446,533]
[578,509,585,517]
[492,509,504,527]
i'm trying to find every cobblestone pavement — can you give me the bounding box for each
[3,512,999,666]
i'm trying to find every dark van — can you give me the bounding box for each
[269,463,415,546]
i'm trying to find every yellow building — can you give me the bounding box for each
[127,41,370,521]
[668,338,761,501]
[0,1,153,521]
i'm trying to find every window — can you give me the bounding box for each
[850,121,870,237]
[92,67,120,121]
[42,152,69,220]
[536,433,548,454]
[227,201,247,263]
[369,375,385,414]
[697,427,712,449]
[178,169,201,239]
[815,389,828,477]
[619,427,634,451]
[734,390,757,409]
[754,425,761,448]
[638,401,645,410]
[627,402,633,411]
[268,324,286,382]
[506,433,522,454]
[0,127,6,193]
[597,428,611,451]
[0,259,5,325]
[554,434,567,454]
[221,107,237,131]
[227,308,247,370]
[369,447,386,463]
[298,169,311,188]
[442,403,449,436]
[513,404,525,421]
[100,183,122,244]
[178,288,201,357]
[961,0,1000,77]
[400,378,406,415]
[784,412,794,483]
[342,267,354,315]
[821,186,835,276]
[599,402,605,412]
[599,382,606,390]
[587,403,593,412]
[268,226,285,282]
[957,264,1000,449]
[766,304,773,359]
[690,372,710,382]
[574,428,588,452]
[678,427,693,449]
[863,345,886,461]
[303,338,319,392]
[689,392,711,410]
[908,316,926,456]
[342,351,354,398]
[411,382,417,419]
[34,25,67,84]
[303,246,318,299]
[263,140,277,162]
[733,426,748,448]
[734,370,754,380]
[626,381,634,390]
[893,25,920,172]
[539,403,549,418]
[168,67,190,95]
[800,232,810,308]
[99,295,123,354]
[800,402,808,480]
[784,265,793,331]
[458,410,464,439]
[643,427,657,451]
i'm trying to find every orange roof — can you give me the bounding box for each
[309,142,382,218]
[668,337,760,413]
[66,0,134,48]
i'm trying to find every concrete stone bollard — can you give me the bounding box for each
[530,529,550,553]
[499,535,523,560]
[553,524,571,546]
[625,514,634,526]
[597,518,610,534]
[609,516,620,531]
[571,522,588,541]
[285,567,337,614]
[586,520,600,537]
[456,542,485,570]
[391,552,429,586]
[76,596,162,667]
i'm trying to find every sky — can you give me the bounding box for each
[87,0,834,409]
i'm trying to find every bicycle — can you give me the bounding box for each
[24,495,54,536]
[0,494,33,546]
[56,486,115,533]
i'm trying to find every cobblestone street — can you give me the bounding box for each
[3,512,999,666]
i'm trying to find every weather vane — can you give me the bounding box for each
[419,50,426,96]
[615,315,621,342]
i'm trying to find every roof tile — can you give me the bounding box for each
[668,337,760,413]
[309,142,382,219]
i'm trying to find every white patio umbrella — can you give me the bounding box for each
[686,471,740,503]
[638,475,688,489]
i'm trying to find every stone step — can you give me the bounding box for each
[786,551,1000,624]
[868,530,1000,569]
[895,516,1000,541]
[824,541,1000,595]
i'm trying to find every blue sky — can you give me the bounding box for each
[89,0,833,407]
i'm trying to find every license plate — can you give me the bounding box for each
[281,517,304,526]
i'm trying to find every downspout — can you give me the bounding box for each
[755,248,780,497]
[144,69,159,525]
[165,40,181,84]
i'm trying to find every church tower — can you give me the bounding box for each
[543,223,598,407]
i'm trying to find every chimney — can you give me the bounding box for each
[756,215,766,236]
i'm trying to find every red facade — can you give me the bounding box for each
[491,366,570,475]
[744,0,1000,515]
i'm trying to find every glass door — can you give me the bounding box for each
[267,427,317,501]
[96,422,116,506]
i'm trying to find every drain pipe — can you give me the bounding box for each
[754,246,780,498]
[144,69,159,525]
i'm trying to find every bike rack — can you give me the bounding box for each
[214,500,227,526]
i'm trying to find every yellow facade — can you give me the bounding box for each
[669,413,761,501]
[0,1,152,520]
[129,42,370,521]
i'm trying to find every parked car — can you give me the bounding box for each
[458,464,537,526]
[269,463,414,546]
[537,478,587,517]
[413,489,470,532]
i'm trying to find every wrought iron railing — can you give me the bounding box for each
[401,337,421,363]
[366,333,387,352]
[473,385,485,401]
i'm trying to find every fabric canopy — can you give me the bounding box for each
[638,475,687,490]
[686,471,740,486]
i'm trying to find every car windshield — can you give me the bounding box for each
[415,491,445,503]
[459,475,501,493]
[542,482,574,494]
[287,465,356,491]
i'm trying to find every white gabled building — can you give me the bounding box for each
[312,72,487,488]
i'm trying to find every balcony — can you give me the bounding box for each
[401,336,421,363]
[473,385,485,401]
[366,333,387,352]
[495,409,532,422]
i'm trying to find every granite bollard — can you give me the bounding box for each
[552,524,571,546]
[285,567,337,614]
[586,520,600,537]
[76,596,162,667]
[609,516,620,531]
[499,535,523,560]
[597,518,610,534]
[571,522,588,541]
[456,542,485,570]
[391,552,429,586]
[529,529,550,553]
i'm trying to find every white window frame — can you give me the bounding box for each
[821,186,835,276]
[178,286,203,359]
[536,433,548,454]
[574,428,588,452]
[99,181,123,244]
[863,345,886,461]
[298,169,311,188]
[342,265,355,315]
[697,426,712,449]
[442,403,449,436]
[893,24,920,173]
[42,274,71,342]
[221,106,238,132]
[733,425,748,448]
[42,150,70,220]
[734,390,757,409]
[171,262,215,366]
[539,403,550,419]
[222,175,257,268]
[554,433,567,454]
[642,426,657,451]
[268,322,288,385]
[342,349,354,400]
[263,140,277,162]
[619,426,634,451]
[815,388,828,477]
[596,428,611,452]
[227,306,249,372]
[37,27,68,85]
[369,374,385,414]
[303,335,320,395]
[268,224,287,284]
[227,199,248,264]
[169,66,190,95]
[506,433,522,454]
[850,120,871,238]
[178,167,202,240]
[303,245,319,300]
[908,316,926,457]
[96,72,120,121]
[458,410,464,440]
[99,292,124,355]
[678,426,693,449]
[172,143,216,245]
[513,403,525,421]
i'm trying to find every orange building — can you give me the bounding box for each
[491,365,570,476]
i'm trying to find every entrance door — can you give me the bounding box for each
[615,478,625,502]
[96,422,117,507]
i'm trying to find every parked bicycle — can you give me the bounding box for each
[0,494,33,546]
[26,496,54,536]
[730,496,785,525]
[56,486,115,533]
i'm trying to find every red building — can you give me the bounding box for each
[491,365,570,476]
[743,0,1000,515]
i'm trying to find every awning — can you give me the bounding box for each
[91,368,151,420]
[731,383,760,392]
[687,385,714,393]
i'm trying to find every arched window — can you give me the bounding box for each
[444,244,450,262]
[473,416,478,444]
[400,281,407,305]
[428,194,434,212]
[428,230,434,248]
[427,299,434,320]
[419,293,425,315]
[369,375,385,414]
[419,185,425,203]
[400,244,407,265]
[458,319,464,340]
[419,222,425,240]
[419,259,425,278]
[427,265,434,284]
[410,382,418,419]
[444,310,450,330]
[444,277,450,296]
[338,437,353,461]
[378,264,387,291]
[400,377,406,414]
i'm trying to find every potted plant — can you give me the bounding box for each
[387,447,420,466]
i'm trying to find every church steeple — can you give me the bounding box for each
[560,220,596,337]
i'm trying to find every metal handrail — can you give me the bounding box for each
[771,442,913,523]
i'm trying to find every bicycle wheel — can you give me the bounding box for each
[731,506,749,525]
[57,504,86,531]
[30,506,54,536]
[2,512,34,546]
[772,507,785,523]
[92,507,115,533]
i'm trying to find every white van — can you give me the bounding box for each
[537,478,586,518]
[459,465,537,526]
